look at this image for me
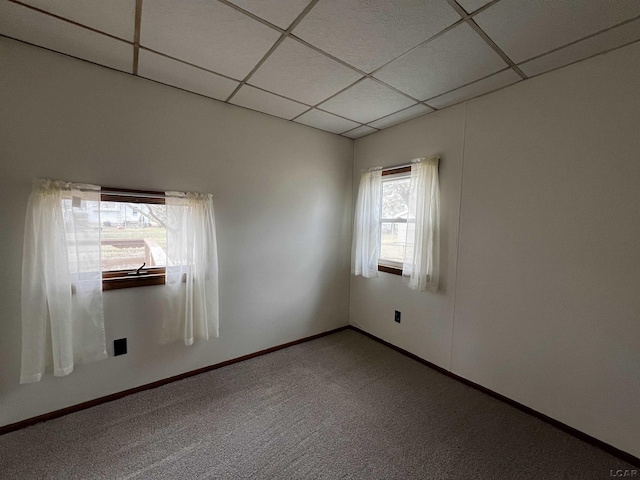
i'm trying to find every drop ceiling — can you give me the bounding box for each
[1,0,639,138]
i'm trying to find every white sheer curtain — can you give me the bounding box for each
[21,179,107,383]
[352,167,383,278]
[402,156,440,292]
[162,192,219,345]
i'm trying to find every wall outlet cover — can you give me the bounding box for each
[114,338,127,356]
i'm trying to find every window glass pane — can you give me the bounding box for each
[380,221,407,264]
[382,178,410,219]
[100,202,167,271]
[380,177,410,264]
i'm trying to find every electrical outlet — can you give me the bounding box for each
[114,338,127,356]
[394,311,401,323]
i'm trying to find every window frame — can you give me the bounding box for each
[100,187,167,291]
[378,166,411,276]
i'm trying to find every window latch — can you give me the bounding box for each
[128,262,147,276]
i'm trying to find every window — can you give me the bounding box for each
[21,179,220,382]
[352,157,439,291]
[379,167,411,275]
[100,188,167,290]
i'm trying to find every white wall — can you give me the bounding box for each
[3,33,639,460]
[351,42,640,458]
[350,104,465,369]
[0,37,353,427]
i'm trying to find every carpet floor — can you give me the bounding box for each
[0,329,634,479]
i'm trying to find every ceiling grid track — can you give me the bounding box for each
[8,0,130,44]
[519,13,640,67]
[217,0,287,34]
[466,18,528,79]
[3,0,640,138]
[446,0,527,79]
[362,103,431,129]
[422,66,515,105]
[288,20,466,111]
[139,47,241,83]
[132,0,143,75]
[224,0,321,103]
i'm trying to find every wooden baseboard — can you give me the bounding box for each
[3,323,638,468]
[0,325,348,436]
[348,325,640,468]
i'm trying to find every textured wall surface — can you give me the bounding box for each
[352,41,640,458]
[0,37,353,427]
[452,41,640,459]
[350,104,465,370]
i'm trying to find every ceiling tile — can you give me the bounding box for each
[138,49,239,101]
[227,0,312,29]
[140,0,281,80]
[343,126,377,139]
[427,69,521,109]
[368,104,433,129]
[293,0,460,73]
[519,18,640,77]
[230,85,309,120]
[374,23,507,100]
[294,109,360,134]
[18,0,136,41]
[248,38,363,106]
[474,0,640,64]
[0,1,133,72]
[456,0,492,14]
[319,79,415,124]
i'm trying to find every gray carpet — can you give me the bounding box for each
[0,329,634,479]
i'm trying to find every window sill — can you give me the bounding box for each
[102,268,166,291]
[378,264,402,276]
